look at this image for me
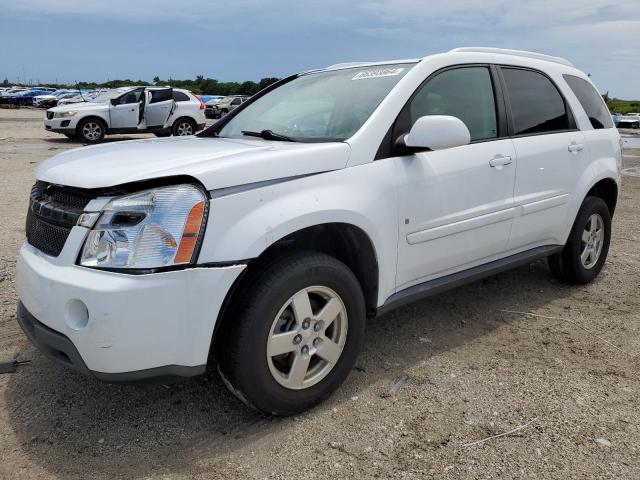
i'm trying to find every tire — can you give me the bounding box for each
[171,118,197,136]
[216,251,366,416]
[219,108,228,117]
[77,118,105,144]
[548,196,611,284]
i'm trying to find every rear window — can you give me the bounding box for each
[501,68,570,135]
[173,91,190,102]
[563,75,613,129]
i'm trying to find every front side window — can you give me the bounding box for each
[563,74,613,129]
[218,63,415,142]
[117,89,143,105]
[408,66,498,142]
[501,68,570,135]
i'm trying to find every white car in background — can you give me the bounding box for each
[44,87,206,142]
[617,113,640,129]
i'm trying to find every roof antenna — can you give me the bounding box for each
[75,81,86,102]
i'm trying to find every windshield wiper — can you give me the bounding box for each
[241,129,296,142]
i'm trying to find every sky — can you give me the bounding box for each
[1,0,639,98]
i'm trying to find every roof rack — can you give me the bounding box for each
[449,47,574,67]
[326,62,373,69]
[325,59,420,70]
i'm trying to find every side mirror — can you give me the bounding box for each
[403,115,471,151]
[110,98,118,106]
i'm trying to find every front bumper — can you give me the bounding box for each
[44,116,78,134]
[16,242,245,380]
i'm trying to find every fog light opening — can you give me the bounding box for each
[64,299,89,330]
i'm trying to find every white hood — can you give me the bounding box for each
[48,101,107,113]
[36,136,351,190]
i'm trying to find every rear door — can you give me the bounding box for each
[394,65,517,288]
[110,88,143,128]
[499,67,587,250]
[144,88,174,128]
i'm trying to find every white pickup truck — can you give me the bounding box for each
[44,87,206,143]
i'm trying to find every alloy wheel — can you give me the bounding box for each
[176,122,193,136]
[82,122,102,141]
[266,286,348,390]
[580,213,604,269]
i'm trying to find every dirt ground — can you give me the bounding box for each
[0,107,639,480]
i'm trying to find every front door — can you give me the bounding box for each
[144,88,174,128]
[109,88,143,129]
[394,65,517,289]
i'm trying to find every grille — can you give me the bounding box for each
[46,111,54,120]
[25,181,94,257]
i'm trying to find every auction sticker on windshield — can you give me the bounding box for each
[352,68,405,80]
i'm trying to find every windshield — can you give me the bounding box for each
[218,63,415,142]
[90,90,128,103]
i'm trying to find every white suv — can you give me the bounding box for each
[44,87,206,143]
[17,48,621,415]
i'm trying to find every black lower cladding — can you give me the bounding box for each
[25,181,95,257]
[16,301,91,375]
[16,302,206,383]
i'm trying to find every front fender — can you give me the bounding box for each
[199,161,400,304]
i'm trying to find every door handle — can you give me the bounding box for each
[568,142,584,153]
[489,155,513,167]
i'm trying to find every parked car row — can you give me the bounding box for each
[44,86,207,143]
[0,86,103,106]
[204,95,249,119]
[1,86,54,105]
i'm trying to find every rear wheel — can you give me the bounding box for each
[548,196,611,284]
[77,118,105,143]
[216,251,366,416]
[172,118,197,136]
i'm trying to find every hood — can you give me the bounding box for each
[48,101,107,112]
[37,136,351,191]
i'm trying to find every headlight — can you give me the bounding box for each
[53,111,77,118]
[79,184,208,270]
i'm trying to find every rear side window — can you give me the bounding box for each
[563,75,613,129]
[173,91,190,102]
[150,89,173,104]
[408,66,498,141]
[501,68,570,135]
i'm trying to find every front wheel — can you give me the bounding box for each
[548,196,611,284]
[77,118,105,143]
[216,251,366,416]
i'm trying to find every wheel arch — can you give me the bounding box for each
[75,115,108,134]
[211,222,380,355]
[585,177,618,217]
